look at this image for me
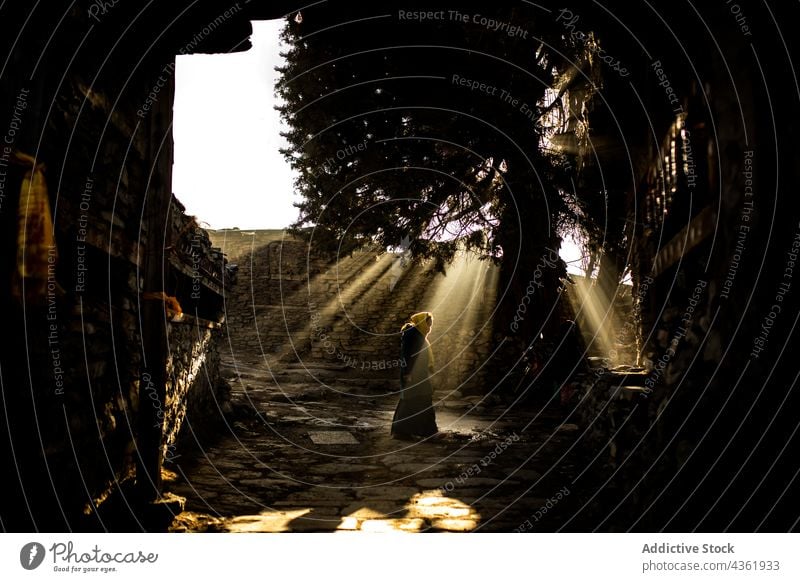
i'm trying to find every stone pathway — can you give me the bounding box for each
[167,360,596,532]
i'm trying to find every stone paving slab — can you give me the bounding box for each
[430,518,480,532]
[314,463,383,475]
[339,501,407,517]
[238,477,301,488]
[389,462,447,474]
[168,367,594,532]
[272,499,351,508]
[357,518,427,532]
[354,486,420,500]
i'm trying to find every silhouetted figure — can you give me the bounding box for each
[555,320,587,369]
[391,312,438,440]
[515,319,588,403]
[543,320,586,390]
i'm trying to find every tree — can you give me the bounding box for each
[276,0,600,341]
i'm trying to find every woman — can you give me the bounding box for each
[391,311,438,439]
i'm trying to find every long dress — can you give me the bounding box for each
[391,326,438,438]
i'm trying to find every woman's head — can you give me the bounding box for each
[409,311,434,336]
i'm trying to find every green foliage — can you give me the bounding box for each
[276,1,599,269]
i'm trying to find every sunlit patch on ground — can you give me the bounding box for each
[405,490,480,531]
[333,490,480,532]
[224,509,312,533]
[201,491,482,532]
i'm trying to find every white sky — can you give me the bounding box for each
[173,19,298,230]
[172,19,587,275]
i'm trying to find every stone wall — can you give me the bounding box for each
[210,229,500,393]
[588,5,800,529]
[162,202,232,460]
[164,323,228,456]
[0,70,158,529]
[0,3,242,530]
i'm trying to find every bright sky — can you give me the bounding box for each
[173,19,298,230]
[173,19,587,275]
